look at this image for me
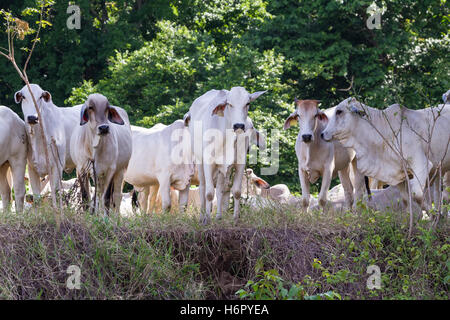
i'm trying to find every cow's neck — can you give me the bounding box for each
[340,105,405,184]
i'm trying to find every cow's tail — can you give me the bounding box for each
[131,189,139,210]
[364,176,372,201]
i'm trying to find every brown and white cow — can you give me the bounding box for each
[284,99,366,210]
[70,94,132,214]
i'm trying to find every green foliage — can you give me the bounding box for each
[1,0,449,191]
[236,264,341,300]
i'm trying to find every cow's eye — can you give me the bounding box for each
[336,110,343,115]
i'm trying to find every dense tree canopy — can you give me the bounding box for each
[1,0,448,192]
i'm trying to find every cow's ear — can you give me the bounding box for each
[316,111,328,123]
[14,91,23,104]
[254,177,270,189]
[283,111,299,130]
[80,104,89,125]
[249,90,267,103]
[41,91,52,102]
[183,112,191,126]
[108,106,125,125]
[211,102,226,117]
[350,105,365,117]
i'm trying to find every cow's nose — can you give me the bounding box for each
[233,123,245,132]
[302,134,312,142]
[98,125,109,135]
[27,115,38,124]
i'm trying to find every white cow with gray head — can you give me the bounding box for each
[14,84,81,200]
[70,93,132,214]
[184,87,266,224]
[321,97,450,215]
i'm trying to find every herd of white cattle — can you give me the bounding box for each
[0,84,449,223]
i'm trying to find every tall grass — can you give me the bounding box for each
[0,201,448,299]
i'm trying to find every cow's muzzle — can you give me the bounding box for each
[27,115,38,125]
[233,123,245,132]
[302,134,312,143]
[98,125,110,135]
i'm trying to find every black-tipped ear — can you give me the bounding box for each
[14,91,23,104]
[183,112,191,126]
[108,106,125,125]
[41,91,51,102]
[80,104,89,125]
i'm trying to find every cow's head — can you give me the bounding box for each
[211,87,266,134]
[443,89,450,104]
[283,99,325,143]
[80,93,124,136]
[242,168,270,196]
[321,97,365,142]
[14,84,52,126]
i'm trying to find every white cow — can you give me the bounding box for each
[184,87,266,223]
[71,94,132,214]
[14,84,81,199]
[284,99,366,210]
[125,121,194,213]
[321,98,450,214]
[0,106,27,213]
[133,117,264,214]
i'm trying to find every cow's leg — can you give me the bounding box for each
[148,185,159,213]
[78,169,91,212]
[49,165,63,207]
[157,177,172,213]
[231,164,245,222]
[137,187,149,214]
[178,186,189,213]
[397,180,423,221]
[338,165,354,210]
[351,159,365,205]
[318,166,333,210]
[0,163,11,212]
[197,164,206,212]
[97,171,114,215]
[202,163,216,224]
[215,172,226,220]
[409,158,433,217]
[299,168,310,210]
[111,169,125,214]
[28,163,42,200]
[9,157,26,213]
